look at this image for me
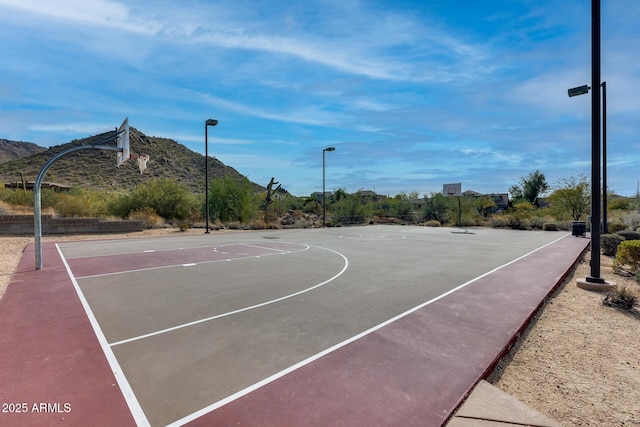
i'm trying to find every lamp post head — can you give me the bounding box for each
[206,119,218,127]
[568,85,590,97]
[324,147,336,152]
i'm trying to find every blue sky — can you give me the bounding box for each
[1,0,638,197]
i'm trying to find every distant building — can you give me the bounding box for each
[462,189,509,213]
[311,191,332,203]
[4,181,71,192]
[356,190,386,202]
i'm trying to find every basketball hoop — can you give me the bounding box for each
[136,154,150,174]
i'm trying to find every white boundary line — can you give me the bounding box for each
[109,245,348,347]
[55,244,150,427]
[75,243,310,279]
[167,233,570,427]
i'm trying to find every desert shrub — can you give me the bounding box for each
[424,220,441,227]
[109,178,195,221]
[601,234,624,256]
[489,214,509,228]
[623,211,640,229]
[616,230,640,241]
[128,207,164,229]
[602,284,638,311]
[614,240,640,270]
[507,213,528,230]
[53,189,111,218]
[528,216,546,230]
[608,222,628,233]
[543,222,559,231]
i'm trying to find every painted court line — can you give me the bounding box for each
[74,243,311,279]
[108,245,348,347]
[167,233,570,427]
[60,243,216,260]
[55,244,151,427]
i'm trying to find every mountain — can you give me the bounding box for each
[0,139,46,163]
[0,128,265,193]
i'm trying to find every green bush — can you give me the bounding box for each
[543,222,559,231]
[616,230,640,241]
[601,234,624,256]
[53,189,110,217]
[109,178,195,221]
[608,222,628,233]
[615,240,640,270]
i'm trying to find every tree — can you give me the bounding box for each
[510,170,549,204]
[208,176,257,223]
[548,175,590,221]
[422,192,451,223]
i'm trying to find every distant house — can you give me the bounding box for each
[356,190,386,202]
[311,191,332,203]
[462,189,509,213]
[271,187,289,200]
[534,197,550,209]
[4,181,71,192]
[410,198,424,210]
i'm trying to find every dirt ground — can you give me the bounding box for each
[1,229,639,426]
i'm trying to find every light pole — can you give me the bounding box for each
[601,81,607,234]
[568,0,605,285]
[205,119,218,234]
[322,146,335,227]
[568,82,607,235]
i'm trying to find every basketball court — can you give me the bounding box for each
[0,225,589,426]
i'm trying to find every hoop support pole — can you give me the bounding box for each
[35,144,122,269]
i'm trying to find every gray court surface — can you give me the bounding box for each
[57,225,568,426]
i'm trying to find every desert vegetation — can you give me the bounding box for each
[2,172,640,234]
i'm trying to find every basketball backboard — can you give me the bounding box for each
[443,183,462,197]
[116,117,130,167]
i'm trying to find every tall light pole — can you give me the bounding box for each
[589,0,603,283]
[322,146,335,227]
[568,0,607,285]
[601,81,607,234]
[205,119,218,234]
[568,82,607,235]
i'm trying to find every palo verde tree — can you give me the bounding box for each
[547,174,591,221]
[207,175,257,223]
[509,170,549,204]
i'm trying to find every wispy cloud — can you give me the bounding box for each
[1,0,638,196]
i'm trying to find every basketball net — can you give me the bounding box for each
[135,154,150,174]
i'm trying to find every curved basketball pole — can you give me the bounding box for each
[34,127,128,270]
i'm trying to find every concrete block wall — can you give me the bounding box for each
[0,215,145,235]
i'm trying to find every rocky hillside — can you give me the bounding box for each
[0,139,46,164]
[0,128,264,193]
